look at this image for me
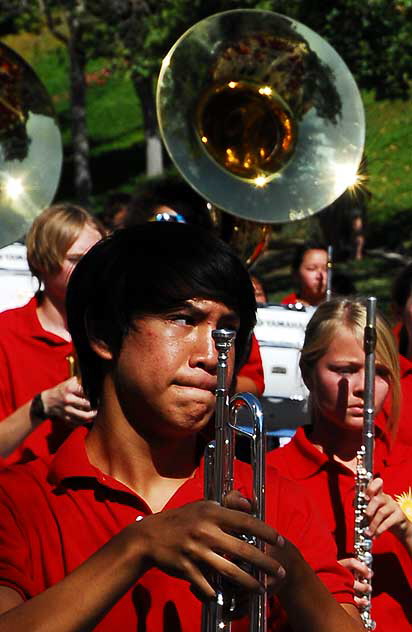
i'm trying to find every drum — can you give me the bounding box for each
[255,303,315,399]
[0,242,36,312]
[254,303,316,436]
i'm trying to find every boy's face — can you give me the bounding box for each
[110,298,240,439]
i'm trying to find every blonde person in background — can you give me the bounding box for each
[268,298,412,630]
[0,203,105,464]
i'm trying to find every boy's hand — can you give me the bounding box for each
[132,494,287,600]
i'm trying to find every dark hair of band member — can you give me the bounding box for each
[291,239,328,274]
[66,222,257,408]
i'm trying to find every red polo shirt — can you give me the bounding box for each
[394,354,412,446]
[0,296,74,463]
[267,428,412,632]
[237,334,265,395]
[0,427,353,631]
[375,354,412,453]
[280,292,299,305]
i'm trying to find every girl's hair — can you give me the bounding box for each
[300,298,401,438]
[26,203,106,283]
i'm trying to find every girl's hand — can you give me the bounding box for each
[338,557,372,608]
[365,477,411,541]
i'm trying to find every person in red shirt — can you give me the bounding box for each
[0,223,362,631]
[0,203,105,463]
[370,265,412,450]
[392,262,412,362]
[267,298,412,631]
[281,241,328,307]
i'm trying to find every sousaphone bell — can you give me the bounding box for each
[156,9,365,227]
[0,43,62,248]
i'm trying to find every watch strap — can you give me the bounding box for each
[30,393,49,421]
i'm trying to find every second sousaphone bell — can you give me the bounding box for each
[157,10,365,225]
[0,43,62,248]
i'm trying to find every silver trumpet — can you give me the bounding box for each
[202,328,267,632]
[354,297,377,630]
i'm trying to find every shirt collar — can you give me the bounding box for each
[284,426,390,479]
[48,426,125,491]
[48,426,206,505]
[282,427,330,479]
[28,294,71,346]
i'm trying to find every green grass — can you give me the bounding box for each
[364,91,412,248]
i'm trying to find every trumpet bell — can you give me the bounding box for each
[157,10,365,224]
[0,43,62,248]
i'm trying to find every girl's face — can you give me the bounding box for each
[297,249,327,305]
[309,327,390,433]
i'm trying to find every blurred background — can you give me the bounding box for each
[1,0,411,317]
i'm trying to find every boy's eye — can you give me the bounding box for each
[170,314,194,326]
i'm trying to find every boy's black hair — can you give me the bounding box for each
[66,223,256,407]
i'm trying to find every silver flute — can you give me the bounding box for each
[325,245,333,302]
[354,297,377,630]
[202,329,267,632]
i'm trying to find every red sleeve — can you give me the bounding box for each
[0,473,33,600]
[266,468,354,606]
[0,341,14,420]
[237,334,265,395]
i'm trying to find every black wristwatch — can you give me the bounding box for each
[30,393,49,421]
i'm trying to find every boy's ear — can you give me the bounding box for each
[85,314,113,360]
[89,337,113,361]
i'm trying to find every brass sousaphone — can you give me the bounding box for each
[0,43,62,248]
[156,10,365,235]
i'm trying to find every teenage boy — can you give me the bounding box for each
[0,223,362,631]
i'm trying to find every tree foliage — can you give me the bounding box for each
[295,0,412,99]
[1,0,410,190]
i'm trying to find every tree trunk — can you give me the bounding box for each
[68,18,92,205]
[132,73,163,177]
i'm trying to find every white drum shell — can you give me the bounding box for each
[0,243,36,312]
[255,303,316,401]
